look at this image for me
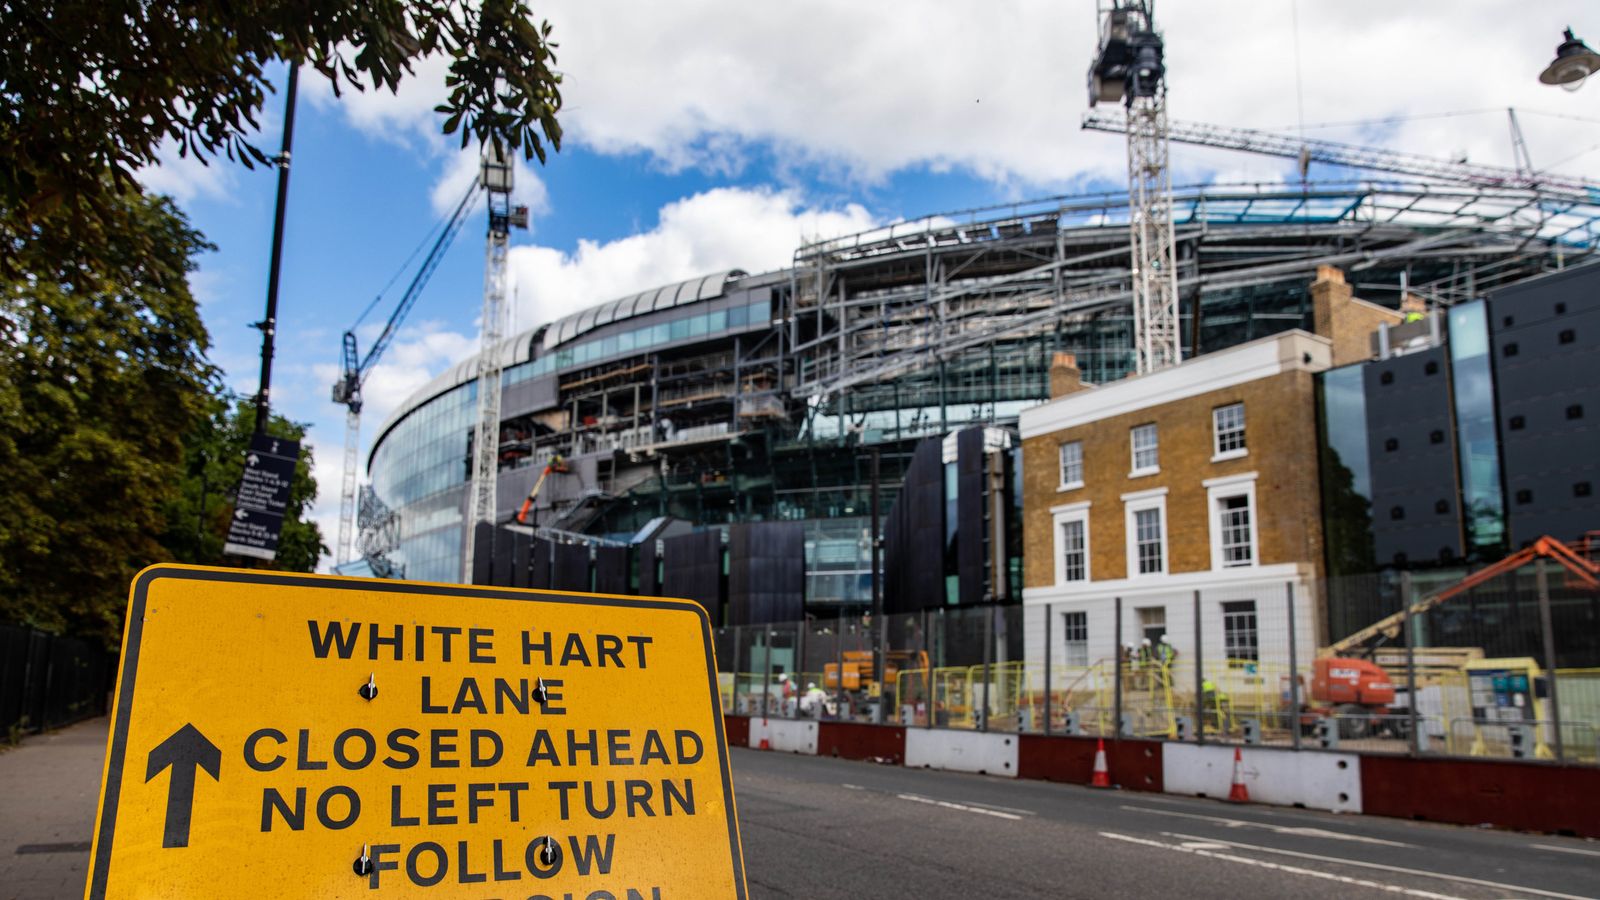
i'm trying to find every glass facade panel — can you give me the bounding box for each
[1448,300,1506,561]
[1317,366,1376,577]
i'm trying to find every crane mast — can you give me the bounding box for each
[331,181,480,566]
[1088,1,1179,375]
[464,147,527,583]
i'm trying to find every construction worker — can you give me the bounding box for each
[1136,638,1153,690]
[1201,678,1232,732]
[1156,635,1178,690]
[800,682,827,718]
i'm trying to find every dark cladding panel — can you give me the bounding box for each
[594,546,630,595]
[728,522,804,625]
[511,532,532,589]
[492,527,517,587]
[529,537,552,590]
[471,523,494,585]
[957,427,986,605]
[637,541,660,597]
[1491,265,1600,546]
[1364,347,1463,566]
[886,436,945,615]
[663,531,724,626]
[552,542,591,593]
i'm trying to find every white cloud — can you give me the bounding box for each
[305,1,1600,191]
[136,140,236,205]
[506,186,875,328]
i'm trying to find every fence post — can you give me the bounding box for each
[1535,559,1565,762]
[1194,589,1204,744]
[1114,596,1124,740]
[923,608,933,729]
[796,616,808,703]
[871,447,884,725]
[731,626,744,716]
[1043,602,1053,735]
[836,611,846,722]
[1402,571,1420,756]
[1286,582,1300,752]
[980,606,994,732]
[763,626,775,718]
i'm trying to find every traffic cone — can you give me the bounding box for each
[1227,747,1250,803]
[758,718,770,750]
[1089,738,1111,788]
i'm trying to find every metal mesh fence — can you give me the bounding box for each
[714,547,1600,765]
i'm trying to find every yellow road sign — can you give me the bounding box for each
[87,565,745,899]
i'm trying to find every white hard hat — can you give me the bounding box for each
[1160,634,1171,643]
[1141,638,1152,646]
[779,673,789,681]
[807,682,817,690]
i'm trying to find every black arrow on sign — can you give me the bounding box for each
[145,723,221,849]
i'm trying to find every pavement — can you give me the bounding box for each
[4,718,1598,899]
[0,718,107,900]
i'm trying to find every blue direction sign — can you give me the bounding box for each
[222,434,301,561]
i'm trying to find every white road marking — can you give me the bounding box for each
[841,783,863,791]
[1119,804,1414,847]
[1533,843,1600,858]
[896,793,1022,820]
[956,798,1037,816]
[1099,832,1466,899]
[1164,831,1595,900]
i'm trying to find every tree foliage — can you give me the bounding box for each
[0,189,217,645]
[2,0,563,245]
[161,398,327,576]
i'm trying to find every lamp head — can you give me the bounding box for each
[1540,27,1600,91]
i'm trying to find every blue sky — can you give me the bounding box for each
[136,1,1600,566]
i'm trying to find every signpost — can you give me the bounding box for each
[223,434,302,562]
[87,566,746,899]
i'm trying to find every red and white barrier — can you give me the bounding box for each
[904,729,1018,777]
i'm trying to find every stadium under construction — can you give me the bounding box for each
[357,179,1600,615]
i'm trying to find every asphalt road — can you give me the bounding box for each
[731,748,1600,900]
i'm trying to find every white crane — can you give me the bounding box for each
[462,146,528,583]
[332,181,481,566]
[1087,0,1180,375]
[1082,110,1600,201]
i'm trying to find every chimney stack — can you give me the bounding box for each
[1050,352,1088,398]
[1310,265,1404,366]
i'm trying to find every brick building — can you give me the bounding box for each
[1017,329,1334,668]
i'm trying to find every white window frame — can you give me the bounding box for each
[1204,472,1260,570]
[1061,611,1089,667]
[1212,402,1248,461]
[1121,487,1168,577]
[1222,600,1260,664]
[1051,500,1092,585]
[1058,440,1084,491]
[1129,423,1159,477]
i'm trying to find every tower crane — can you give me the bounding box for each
[331,180,481,566]
[1087,0,1180,375]
[462,146,528,583]
[1082,111,1600,201]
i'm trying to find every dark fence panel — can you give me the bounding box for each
[0,624,113,737]
[552,542,592,593]
[594,546,630,596]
